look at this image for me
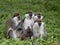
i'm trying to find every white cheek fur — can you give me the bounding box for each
[25,14,29,18]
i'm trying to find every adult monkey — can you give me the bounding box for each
[21,10,34,39]
[33,19,45,39]
[5,12,21,39]
[22,10,34,30]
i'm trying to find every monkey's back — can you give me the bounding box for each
[5,18,13,36]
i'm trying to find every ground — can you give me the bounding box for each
[0,0,60,45]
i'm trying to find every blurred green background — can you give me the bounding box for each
[0,0,60,45]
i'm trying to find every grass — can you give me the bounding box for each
[0,0,60,45]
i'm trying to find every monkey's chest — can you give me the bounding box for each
[24,19,34,29]
[34,23,41,33]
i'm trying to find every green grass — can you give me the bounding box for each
[0,0,60,45]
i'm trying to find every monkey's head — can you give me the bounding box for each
[35,19,42,26]
[12,12,20,20]
[26,10,33,19]
[37,12,41,19]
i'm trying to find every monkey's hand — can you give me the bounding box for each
[18,20,21,23]
[15,20,22,29]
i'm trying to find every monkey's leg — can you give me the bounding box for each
[8,30,17,39]
[8,30,13,39]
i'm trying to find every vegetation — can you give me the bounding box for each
[0,0,60,45]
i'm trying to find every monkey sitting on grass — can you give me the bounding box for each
[33,19,45,39]
[5,12,22,39]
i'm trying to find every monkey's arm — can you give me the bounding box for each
[21,17,25,23]
[14,20,22,29]
[39,22,45,38]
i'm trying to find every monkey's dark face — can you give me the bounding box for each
[37,15,41,19]
[29,13,32,19]
[36,13,41,19]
